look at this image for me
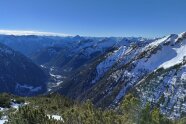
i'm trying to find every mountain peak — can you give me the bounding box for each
[179,32,186,38]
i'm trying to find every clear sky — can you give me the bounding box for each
[0,0,186,37]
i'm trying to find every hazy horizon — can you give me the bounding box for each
[0,29,185,39]
[0,0,186,37]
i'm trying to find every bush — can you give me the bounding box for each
[7,106,62,124]
[14,97,25,104]
[0,94,11,108]
[0,111,3,119]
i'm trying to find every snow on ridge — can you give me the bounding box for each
[136,33,186,71]
[113,33,186,104]
[159,40,186,69]
[146,34,177,48]
[146,36,169,47]
[92,46,126,84]
[178,32,186,38]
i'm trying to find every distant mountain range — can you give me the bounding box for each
[0,32,185,119]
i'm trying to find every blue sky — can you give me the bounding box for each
[0,0,185,37]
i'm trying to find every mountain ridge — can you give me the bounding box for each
[0,32,185,119]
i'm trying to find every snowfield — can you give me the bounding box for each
[92,46,126,83]
[159,40,186,68]
[0,120,7,124]
[48,115,64,122]
[135,34,186,71]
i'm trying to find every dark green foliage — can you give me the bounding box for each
[63,100,122,124]
[27,93,74,114]
[0,93,11,108]
[6,106,63,124]
[118,94,173,124]
[0,111,3,119]
[139,103,152,124]
[1,93,184,124]
[118,94,141,124]
[14,97,25,104]
[139,104,173,124]
[177,117,186,124]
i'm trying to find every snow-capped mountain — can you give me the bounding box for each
[135,32,186,119]
[55,36,153,101]
[55,32,186,119]
[0,32,185,119]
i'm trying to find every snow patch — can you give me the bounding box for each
[16,84,42,92]
[0,120,7,124]
[48,115,64,122]
[159,41,186,68]
[92,46,126,83]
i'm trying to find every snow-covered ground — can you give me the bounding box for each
[48,115,64,122]
[159,40,186,68]
[92,46,126,83]
[110,32,186,109]
[48,67,64,92]
[137,65,186,119]
[0,120,7,124]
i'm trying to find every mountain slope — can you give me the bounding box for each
[1,32,186,119]
[53,32,186,116]
[55,37,151,102]
[134,32,186,119]
[0,34,85,57]
[0,43,47,96]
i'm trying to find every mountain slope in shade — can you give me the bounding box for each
[0,43,47,96]
[0,34,86,57]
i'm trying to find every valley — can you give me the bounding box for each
[0,32,186,123]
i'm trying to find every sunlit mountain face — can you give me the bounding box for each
[0,32,186,121]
